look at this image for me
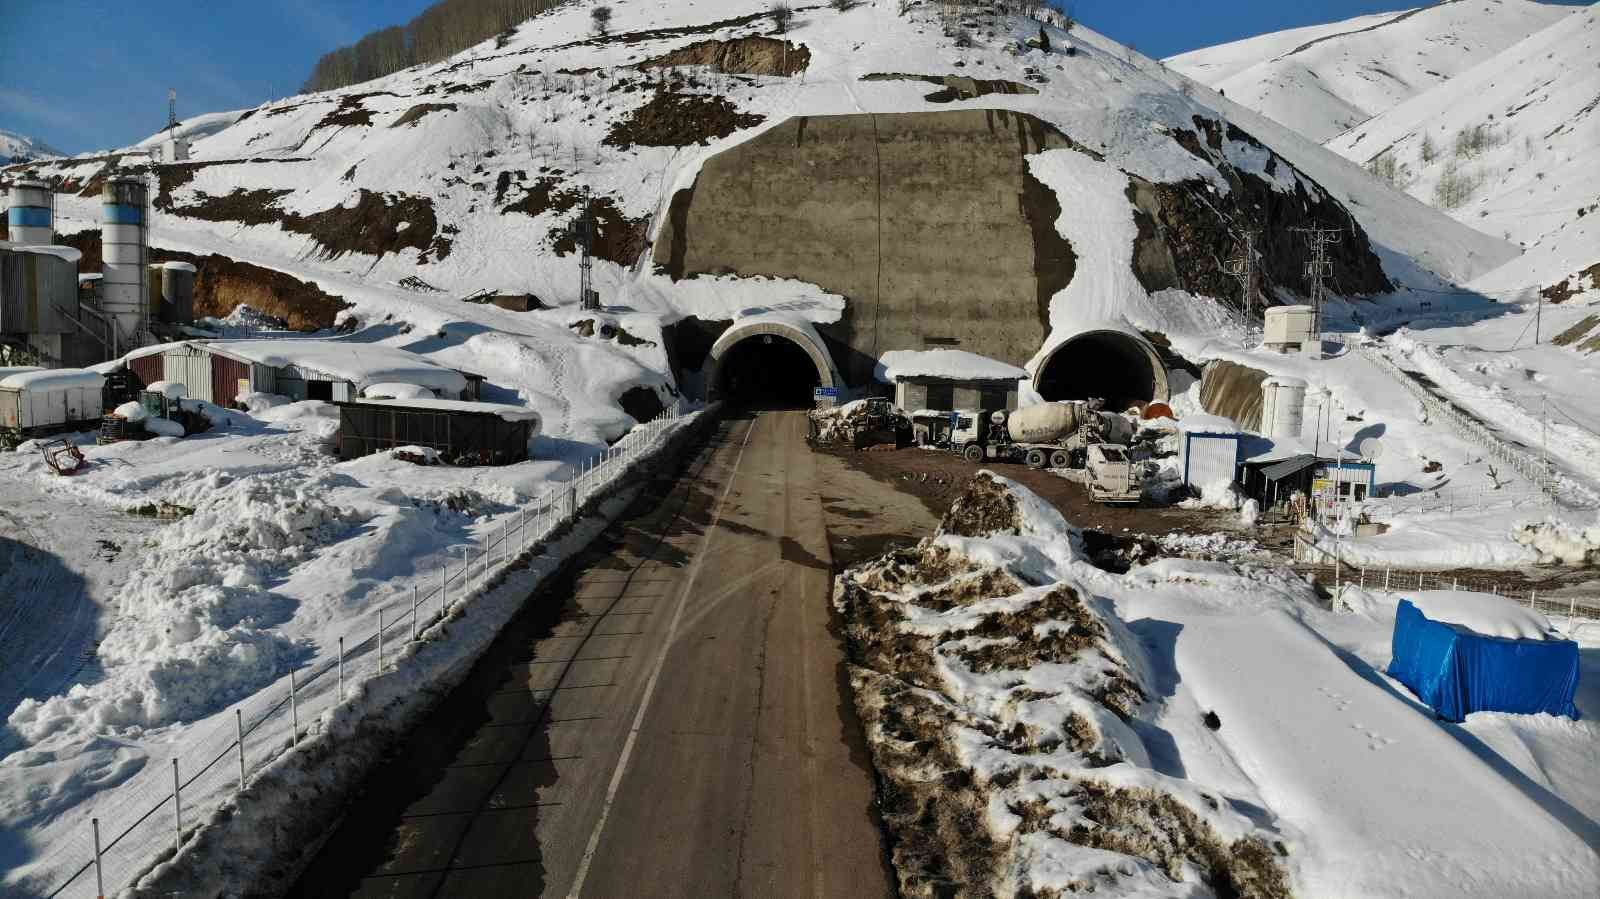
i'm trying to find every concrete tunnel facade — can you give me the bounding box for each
[656,109,1175,407]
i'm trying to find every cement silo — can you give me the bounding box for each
[6,179,55,246]
[160,261,196,323]
[1260,376,1307,439]
[101,176,149,350]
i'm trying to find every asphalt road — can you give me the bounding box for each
[290,411,894,899]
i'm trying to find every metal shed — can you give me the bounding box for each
[335,399,539,466]
[1,243,81,335]
[1179,431,1243,489]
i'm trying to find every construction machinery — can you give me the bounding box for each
[949,401,1135,469]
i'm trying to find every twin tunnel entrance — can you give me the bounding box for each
[707,322,1167,411]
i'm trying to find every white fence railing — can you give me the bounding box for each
[1292,534,1600,623]
[26,401,690,899]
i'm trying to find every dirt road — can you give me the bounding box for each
[290,411,897,898]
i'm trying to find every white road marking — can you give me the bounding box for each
[566,414,761,899]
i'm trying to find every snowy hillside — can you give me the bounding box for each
[1165,0,1576,143]
[1327,5,1600,298]
[0,129,63,165]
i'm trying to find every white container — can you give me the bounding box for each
[1264,305,1316,349]
[1261,376,1308,439]
[6,179,54,246]
[0,369,105,430]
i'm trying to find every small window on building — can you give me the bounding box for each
[1354,483,1368,501]
[1337,481,1351,498]
[925,382,954,410]
[981,388,1007,411]
[307,380,333,402]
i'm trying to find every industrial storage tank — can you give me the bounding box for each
[6,179,54,246]
[101,176,149,350]
[161,261,196,323]
[1260,376,1307,439]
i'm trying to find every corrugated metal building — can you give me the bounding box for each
[125,340,477,407]
[336,399,539,465]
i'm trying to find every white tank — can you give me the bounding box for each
[101,176,148,346]
[1006,401,1091,443]
[1261,376,1307,439]
[6,179,54,246]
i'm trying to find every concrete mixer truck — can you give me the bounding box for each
[948,401,1136,470]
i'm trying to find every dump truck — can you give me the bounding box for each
[949,401,1135,469]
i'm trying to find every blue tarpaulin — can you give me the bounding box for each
[1387,599,1580,723]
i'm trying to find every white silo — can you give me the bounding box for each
[1260,376,1307,439]
[101,175,149,349]
[6,179,55,246]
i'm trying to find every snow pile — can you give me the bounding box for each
[1239,498,1260,527]
[1403,590,1557,641]
[836,472,1293,898]
[1180,478,1243,511]
[7,472,363,742]
[1513,518,1600,566]
[112,401,148,422]
[202,340,468,396]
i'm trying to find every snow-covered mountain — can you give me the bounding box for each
[1328,5,1600,297]
[1165,0,1578,143]
[0,128,63,164]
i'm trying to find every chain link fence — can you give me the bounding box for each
[26,401,687,899]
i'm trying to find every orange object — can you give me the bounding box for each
[1142,402,1176,420]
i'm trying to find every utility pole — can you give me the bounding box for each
[575,186,597,311]
[1294,225,1342,338]
[1535,286,1543,345]
[167,88,178,137]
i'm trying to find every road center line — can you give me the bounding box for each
[565,414,760,899]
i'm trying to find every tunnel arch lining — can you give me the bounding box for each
[705,318,839,402]
[1031,328,1170,409]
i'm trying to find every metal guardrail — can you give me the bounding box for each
[27,401,688,899]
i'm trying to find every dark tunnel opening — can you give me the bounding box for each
[718,334,822,408]
[1035,332,1159,412]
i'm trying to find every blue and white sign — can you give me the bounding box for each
[813,387,840,399]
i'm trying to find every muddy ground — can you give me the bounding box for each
[816,444,1298,561]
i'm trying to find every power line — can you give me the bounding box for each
[1223,228,1260,320]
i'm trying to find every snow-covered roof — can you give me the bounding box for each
[78,273,104,283]
[351,397,541,425]
[363,382,435,400]
[198,340,469,394]
[0,366,44,380]
[1405,591,1555,641]
[1264,376,1308,389]
[162,261,198,274]
[1265,305,1314,316]
[145,380,188,398]
[1,244,83,264]
[877,349,1027,383]
[0,368,105,391]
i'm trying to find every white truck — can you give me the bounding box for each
[949,401,1135,469]
[1085,443,1141,503]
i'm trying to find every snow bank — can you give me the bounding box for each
[145,380,188,399]
[112,401,148,422]
[0,368,104,391]
[1513,518,1600,566]
[144,417,185,438]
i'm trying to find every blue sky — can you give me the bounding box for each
[0,1,1583,153]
